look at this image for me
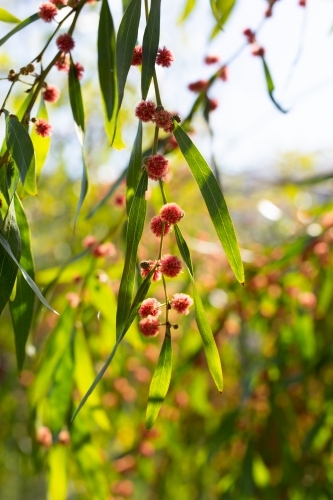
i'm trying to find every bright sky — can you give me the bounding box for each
[2,0,333,179]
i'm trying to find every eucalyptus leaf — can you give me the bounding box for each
[141,0,161,99]
[0,13,39,47]
[0,8,21,24]
[6,112,35,185]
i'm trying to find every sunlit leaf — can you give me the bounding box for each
[116,171,148,339]
[9,195,35,372]
[173,123,244,284]
[210,0,236,36]
[141,0,161,99]
[116,0,141,110]
[0,13,39,46]
[126,121,142,214]
[0,8,21,23]
[31,97,51,182]
[48,446,68,500]
[178,0,197,23]
[146,331,172,430]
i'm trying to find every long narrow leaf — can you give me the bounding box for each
[74,151,89,228]
[146,332,172,430]
[98,0,118,144]
[0,199,21,314]
[0,232,57,314]
[262,58,287,114]
[0,13,39,47]
[116,171,148,338]
[126,121,142,214]
[141,0,161,99]
[116,0,141,111]
[31,96,51,182]
[173,124,244,284]
[68,55,85,141]
[10,195,35,372]
[6,112,35,184]
[0,8,21,23]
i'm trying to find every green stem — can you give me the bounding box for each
[1,80,16,112]
[152,125,159,154]
[152,72,162,106]
[158,179,168,205]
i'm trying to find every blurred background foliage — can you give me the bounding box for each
[1,0,333,499]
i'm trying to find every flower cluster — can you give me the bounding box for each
[144,154,169,181]
[33,118,53,138]
[56,34,75,53]
[38,2,58,22]
[42,84,60,103]
[135,101,174,133]
[243,28,265,57]
[131,46,174,68]
[139,255,182,282]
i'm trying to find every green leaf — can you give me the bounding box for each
[0,199,21,314]
[210,0,235,35]
[9,195,35,372]
[74,151,89,228]
[262,58,287,113]
[174,224,223,391]
[141,0,161,99]
[0,8,21,24]
[173,123,244,284]
[116,171,148,338]
[0,231,57,314]
[116,0,141,110]
[0,13,39,47]
[126,121,142,214]
[31,97,51,182]
[98,0,118,145]
[6,112,35,185]
[72,267,155,421]
[146,332,172,430]
[48,446,68,500]
[68,55,85,141]
[178,0,197,23]
[86,167,127,219]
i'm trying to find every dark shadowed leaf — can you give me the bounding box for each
[6,112,35,185]
[0,13,39,46]
[141,0,161,99]
[116,171,148,338]
[116,0,141,110]
[68,55,85,141]
[98,0,118,144]
[9,195,35,372]
[262,58,287,113]
[0,199,21,314]
[146,331,172,429]
[0,8,21,23]
[173,123,244,284]
[126,121,142,214]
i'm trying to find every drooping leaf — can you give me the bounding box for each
[116,0,141,110]
[31,96,51,182]
[86,167,127,219]
[116,171,148,338]
[48,446,68,500]
[126,121,142,214]
[0,8,21,24]
[141,0,161,99]
[5,112,35,185]
[173,123,244,284]
[74,150,89,228]
[98,0,118,144]
[0,199,21,314]
[210,0,236,36]
[262,58,287,113]
[72,266,155,421]
[178,0,197,22]
[0,231,57,314]
[0,13,39,47]
[68,55,85,142]
[9,194,35,372]
[146,331,173,430]
[174,224,223,391]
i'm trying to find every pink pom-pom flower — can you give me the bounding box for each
[160,203,184,225]
[74,62,84,80]
[139,315,160,337]
[156,47,174,68]
[150,215,172,237]
[42,84,60,103]
[132,46,143,66]
[218,65,229,82]
[205,55,219,65]
[144,154,169,181]
[34,119,53,138]
[171,293,193,315]
[140,260,162,282]
[153,109,174,133]
[188,80,208,93]
[56,33,75,53]
[160,254,182,278]
[138,298,161,318]
[38,2,58,22]
[55,53,70,72]
[135,100,156,122]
